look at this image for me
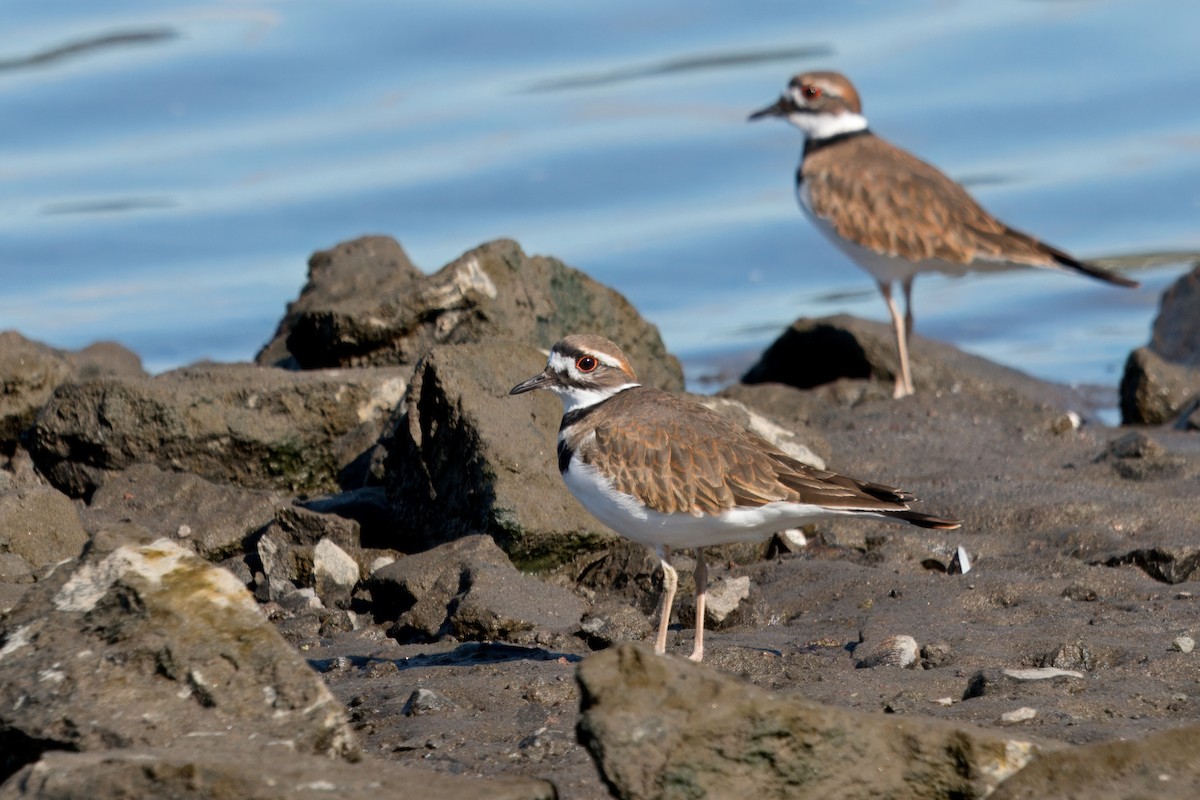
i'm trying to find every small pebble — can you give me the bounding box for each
[1172,636,1195,654]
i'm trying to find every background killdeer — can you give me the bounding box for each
[749,70,1139,398]
[510,333,960,661]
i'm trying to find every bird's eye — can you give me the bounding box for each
[576,356,598,372]
[803,84,822,99]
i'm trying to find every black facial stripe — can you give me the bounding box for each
[803,127,870,155]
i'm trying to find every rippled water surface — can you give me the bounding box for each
[2,1,1198,389]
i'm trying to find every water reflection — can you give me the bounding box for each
[0,29,176,73]
[523,43,833,92]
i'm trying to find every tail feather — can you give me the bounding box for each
[888,509,962,530]
[1047,246,1140,288]
[1004,225,1140,288]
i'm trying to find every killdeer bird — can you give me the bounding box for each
[749,70,1139,398]
[510,334,960,661]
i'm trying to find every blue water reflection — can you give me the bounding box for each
[1,0,1197,388]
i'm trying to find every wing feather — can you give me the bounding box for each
[578,388,922,517]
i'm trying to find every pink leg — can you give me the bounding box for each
[688,548,708,662]
[879,281,914,398]
[654,546,676,656]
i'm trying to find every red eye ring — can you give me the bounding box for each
[576,355,598,372]
[803,84,822,99]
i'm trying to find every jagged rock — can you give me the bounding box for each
[988,723,1200,800]
[312,538,360,609]
[29,362,407,497]
[1149,263,1200,367]
[678,575,751,631]
[0,333,73,447]
[60,340,146,381]
[1120,347,1200,425]
[742,314,1086,409]
[299,486,393,548]
[578,600,654,650]
[257,236,684,391]
[576,644,1051,800]
[82,463,282,560]
[1097,546,1200,584]
[384,340,617,567]
[0,744,556,800]
[256,236,425,368]
[0,527,356,782]
[0,479,88,571]
[0,334,146,449]
[1121,264,1200,425]
[367,535,586,644]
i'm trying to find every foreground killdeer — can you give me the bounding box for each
[510,334,960,661]
[749,71,1139,398]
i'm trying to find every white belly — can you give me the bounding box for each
[562,456,878,549]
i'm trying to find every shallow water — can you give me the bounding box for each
[2,0,1198,391]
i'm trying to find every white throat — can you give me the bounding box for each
[788,111,868,140]
[553,383,640,414]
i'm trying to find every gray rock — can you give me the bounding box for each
[0,481,88,570]
[678,575,751,631]
[0,334,146,450]
[1120,264,1200,424]
[1097,546,1200,584]
[576,644,1050,799]
[743,314,1089,409]
[29,362,407,497]
[253,505,367,608]
[257,236,425,368]
[312,538,360,609]
[0,332,73,446]
[1149,262,1200,367]
[402,687,458,716]
[299,486,393,547]
[579,600,654,650]
[61,340,146,381]
[367,535,586,644]
[83,463,282,560]
[384,340,618,568]
[1120,347,1200,425]
[0,529,356,773]
[988,723,1200,800]
[0,744,556,800]
[258,236,684,392]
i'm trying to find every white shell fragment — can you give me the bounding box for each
[860,635,919,668]
[950,545,971,575]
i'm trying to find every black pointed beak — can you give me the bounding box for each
[509,370,553,395]
[748,95,795,122]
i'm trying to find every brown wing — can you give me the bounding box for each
[577,388,922,517]
[803,133,1062,268]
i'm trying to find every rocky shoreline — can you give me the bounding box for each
[2,237,1198,799]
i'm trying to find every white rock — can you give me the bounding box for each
[704,576,751,625]
[1172,635,1195,654]
[1000,707,1037,724]
[313,538,359,589]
